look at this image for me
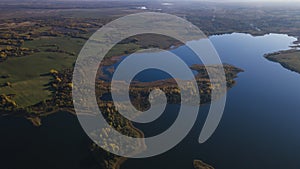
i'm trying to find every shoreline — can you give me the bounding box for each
[112,121,146,169]
[264,49,300,75]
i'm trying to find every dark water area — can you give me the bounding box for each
[0,112,99,169]
[1,33,300,169]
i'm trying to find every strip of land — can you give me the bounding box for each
[194,160,214,169]
[265,49,300,74]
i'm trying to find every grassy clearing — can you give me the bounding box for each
[0,77,51,107]
[0,49,77,107]
[0,52,76,82]
[106,43,141,57]
[23,37,86,54]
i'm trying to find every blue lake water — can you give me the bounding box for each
[122,33,300,169]
[1,33,300,169]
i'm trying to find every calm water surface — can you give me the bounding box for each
[123,33,300,169]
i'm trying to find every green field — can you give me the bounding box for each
[23,37,86,54]
[0,37,80,107]
[0,36,147,108]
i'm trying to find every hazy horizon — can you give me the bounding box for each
[4,0,299,2]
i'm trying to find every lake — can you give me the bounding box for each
[1,33,300,169]
[122,33,300,169]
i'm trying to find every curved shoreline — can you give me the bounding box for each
[112,122,146,169]
[265,49,300,74]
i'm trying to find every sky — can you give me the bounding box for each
[169,0,300,2]
[37,0,300,1]
[97,0,300,2]
[15,0,300,3]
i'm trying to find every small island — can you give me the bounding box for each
[265,49,300,74]
[194,160,214,169]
